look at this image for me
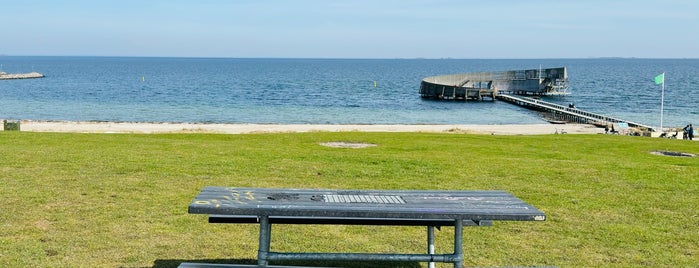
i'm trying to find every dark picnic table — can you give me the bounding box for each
[183,187,546,268]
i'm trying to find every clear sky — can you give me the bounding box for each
[2,0,697,58]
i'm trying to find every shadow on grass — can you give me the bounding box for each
[152,258,422,268]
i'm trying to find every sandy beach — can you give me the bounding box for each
[10,120,604,135]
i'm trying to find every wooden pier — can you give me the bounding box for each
[497,94,655,132]
[0,72,45,80]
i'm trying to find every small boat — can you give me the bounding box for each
[543,117,566,124]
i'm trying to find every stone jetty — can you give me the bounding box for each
[0,71,45,80]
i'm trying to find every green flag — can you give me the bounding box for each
[654,73,664,85]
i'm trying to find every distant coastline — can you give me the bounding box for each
[2,55,699,60]
[0,71,44,80]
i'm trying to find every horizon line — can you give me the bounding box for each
[1,54,698,60]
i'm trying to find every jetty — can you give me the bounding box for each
[0,71,45,80]
[497,94,655,132]
[420,67,656,133]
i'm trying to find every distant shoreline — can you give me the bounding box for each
[0,71,44,80]
[8,120,603,135]
[2,55,699,60]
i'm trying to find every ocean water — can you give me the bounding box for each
[1,56,697,127]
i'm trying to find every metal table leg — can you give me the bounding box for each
[453,219,463,268]
[257,216,271,267]
[427,226,436,268]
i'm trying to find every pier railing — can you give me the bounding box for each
[421,67,568,96]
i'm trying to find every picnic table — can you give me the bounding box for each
[182,187,546,268]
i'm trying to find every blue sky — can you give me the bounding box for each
[1,0,697,58]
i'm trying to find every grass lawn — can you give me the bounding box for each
[1,131,697,267]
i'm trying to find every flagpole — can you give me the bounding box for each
[660,72,665,132]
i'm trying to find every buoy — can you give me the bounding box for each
[374,80,377,88]
[142,76,145,82]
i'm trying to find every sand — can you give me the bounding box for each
[11,120,604,135]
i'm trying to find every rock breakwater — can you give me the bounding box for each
[0,71,45,80]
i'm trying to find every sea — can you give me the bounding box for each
[1,56,697,128]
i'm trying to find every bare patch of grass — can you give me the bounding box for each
[319,141,377,148]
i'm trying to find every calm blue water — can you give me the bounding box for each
[1,56,697,127]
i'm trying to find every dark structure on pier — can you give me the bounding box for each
[419,67,568,100]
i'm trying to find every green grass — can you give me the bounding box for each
[1,131,697,267]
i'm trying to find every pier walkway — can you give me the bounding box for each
[497,94,655,132]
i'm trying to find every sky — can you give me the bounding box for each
[1,0,698,58]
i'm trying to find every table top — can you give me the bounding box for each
[188,187,546,221]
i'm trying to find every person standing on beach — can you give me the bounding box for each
[689,124,694,140]
[684,124,694,140]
